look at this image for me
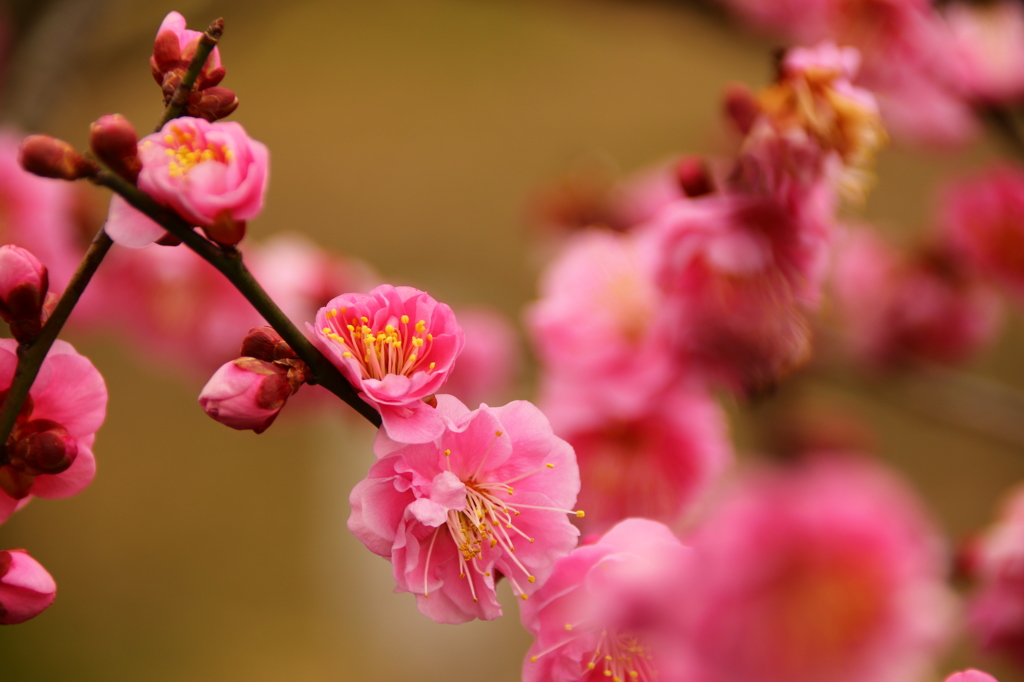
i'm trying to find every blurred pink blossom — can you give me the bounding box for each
[443,307,519,407]
[312,285,464,443]
[0,245,48,343]
[0,549,56,625]
[945,1,1024,105]
[942,165,1024,302]
[680,455,954,682]
[0,339,107,524]
[945,672,999,682]
[521,518,690,682]
[106,117,269,247]
[833,229,1002,368]
[348,396,580,623]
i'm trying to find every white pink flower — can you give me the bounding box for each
[521,518,690,682]
[0,549,56,625]
[348,396,580,623]
[311,284,464,443]
[0,339,107,524]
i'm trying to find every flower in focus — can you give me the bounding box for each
[443,307,520,407]
[551,386,731,534]
[199,356,308,434]
[945,1,1024,105]
[833,229,1002,369]
[0,245,49,343]
[150,12,228,108]
[105,116,269,247]
[521,518,690,682]
[348,396,580,623]
[680,455,954,682]
[0,339,107,524]
[941,165,1024,302]
[966,486,1024,665]
[312,284,464,443]
[0,549,56,625]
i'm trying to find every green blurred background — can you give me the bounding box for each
[1,0,1023,680]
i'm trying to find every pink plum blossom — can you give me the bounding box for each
[348,396,580,623]
[945,1,1024,105]
[966,486,1024,665]
[680,455,954,682]
[521,518,690,682]
[941,165,1024,302]
[311,285,464,443]
[552,386,731,534]
[105,117,269,247]
[833,229,1002,369]
[443,307,520,407]
[945,672,999,682]
[0,549,56,625]
[0,339,107,524]
[199,357,298,434]
[526,230,676,418]
[0,245,48,343]
[150,11,224,91]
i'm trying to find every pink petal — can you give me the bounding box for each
[104,195,166,248]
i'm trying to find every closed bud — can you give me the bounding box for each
[0,549,57,625]
[18,135,97,181]
[0,245,49,343]
[202,213,246,246]
[199,358,297,434]
[240,326,297,362]
[151,28,183,76]
[8,419,78,477]
[188,86,239,122]
[675,156,714,198]
[89,114,141,182]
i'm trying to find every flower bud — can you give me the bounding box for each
[18,135,98,181]
[199,357,295,434]
[240,326,297,363]
[89,114,141,183]
[202,213,246,246]
[189,86,238,122]
[675,156,713,198]
[7,419,78,477]
[0,245,49,343]
[0,549,57,625]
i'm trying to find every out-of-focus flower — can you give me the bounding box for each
[312,285,464,443]
[348,396,580,623]
[0,339,107,524]
[681,455,954,682]
[0,245,49,343]
[106,117,269,247]
[527,230,676,417]
[521,518,690,682]
[966,486,1024,665]
[443,307,519,407]
[945,672,999,682]
[833,229,1002,369]
[553,387,731,534]
[0,549,56,625]
[942,165,1024,302]
[946,1,1024,105]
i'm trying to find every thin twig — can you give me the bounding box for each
[155,18,224,130]
[90,169,381,427]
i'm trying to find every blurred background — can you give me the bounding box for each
[0,0,1022,680]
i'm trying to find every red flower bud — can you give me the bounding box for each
[240,326,298,363]
[188,86,239,122]
[89,114,141,183]
[0,245,49,343]
[8,419,78,477]
[202,213,246,246]
[18,135,98,181]
[675,156,714,198]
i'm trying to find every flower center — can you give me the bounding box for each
[530,628,658,682]
[321,308,435,380]
[157,124,233,178]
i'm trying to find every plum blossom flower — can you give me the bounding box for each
[199,357,301,434]
[0,549,56,625]
[945,1,1024,105]
[150,12,225,96]
[0,339,107,524]
[833,229,1002,369]
[966,486,1024,665]
[680,455,954,682]
[521,518,690,682]
[941,165,1024,302]
[348,396,580,623]
[105,117,269,247]
[311,285,464,443]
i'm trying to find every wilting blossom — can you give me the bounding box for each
[349,396,580,623]
[521,518,690,682]
[966,486,1024,665]
[681,456,954,682]
[527,230,676,417]
[0,245,49,343]
[833,229,1002,369]
[552,386,731,534]
[0,339,107,524]
[105,117,269,247]
[945,672,999,682]
[946,1,1024,105]
[0,549,56,625]
[312,284,464,443]
[443,307,520,407]
[942,165,1024,302]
